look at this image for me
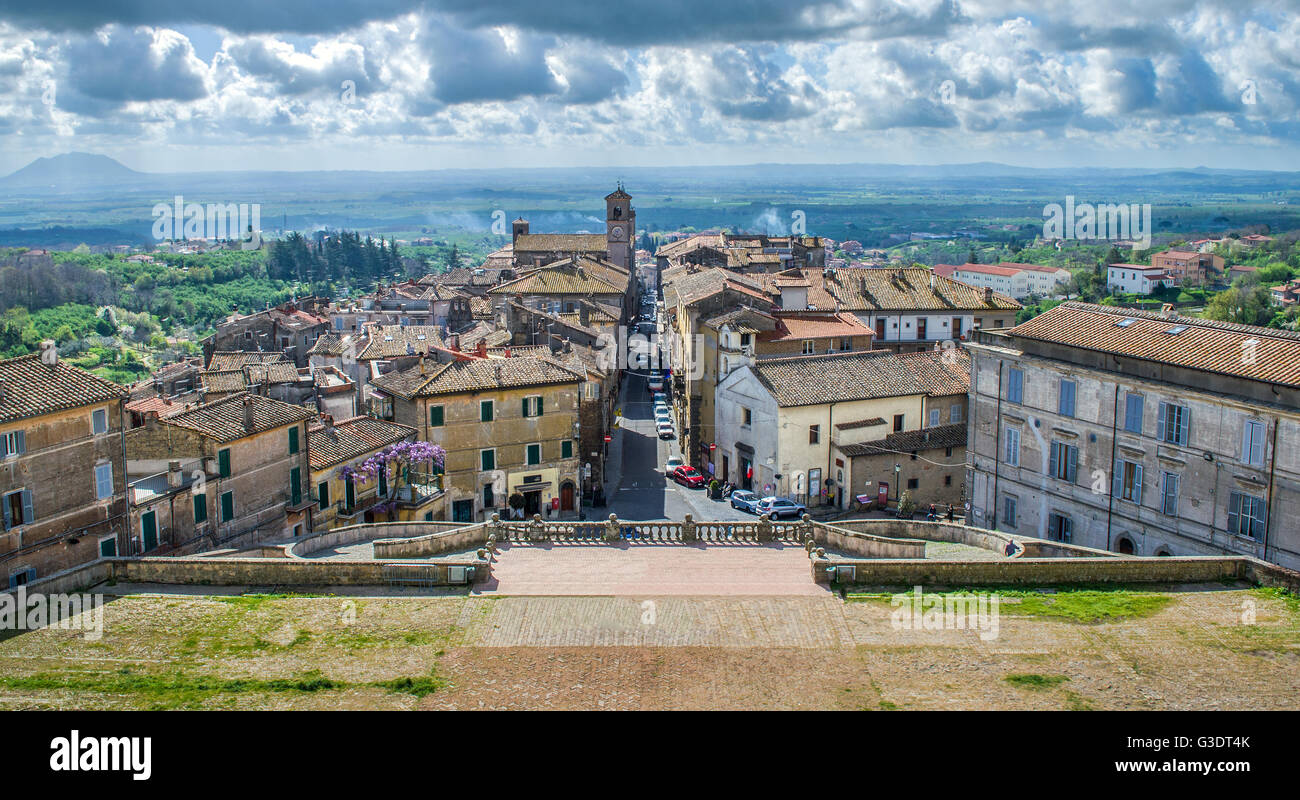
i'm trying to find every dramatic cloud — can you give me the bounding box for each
[0,0,1295,168]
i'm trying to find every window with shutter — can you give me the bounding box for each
[94,463,113,500]
[481,449,495,471]
[218,448,231,478]
[1007,368,1023,404]
[220,491,235,522]
[1058,379,1076,417]
[92,408,108,435]
[289,426,299,454]
[194,494,208,523]
[1242,420,1265,467]
[317,481,330,509]
[429,405,444,426]
[527,444,541,465]
[1124,393,1143,433]
[291,467,302,505]
[481,401,494,422]
[562,440,573,459]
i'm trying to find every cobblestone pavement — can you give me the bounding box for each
[458,595,852,648]
[476,541,826,596]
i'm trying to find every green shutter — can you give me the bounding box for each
[430,405,444,426]
[291,467,302,506]
[522,397,530,417]
[218,448,231,478]
[481,449,494,471]
[562,439,573,459]
[289,426,300,454]
[527,444,540,465]
[193,494,207,523]
[481,400,493,422]
[221,491,235,522]
[318,481,330,508]
[536,396,543,416]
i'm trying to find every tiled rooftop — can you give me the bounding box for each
[161,392,315,443]
[749,349,971,407]
[0,353,128,424]
[307,416,417,470]
[1005,302,1300,389]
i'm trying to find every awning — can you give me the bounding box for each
[734,442,754,455]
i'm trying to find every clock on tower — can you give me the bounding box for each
[605,183,634,271]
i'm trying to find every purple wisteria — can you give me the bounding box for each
[336,440,445,487]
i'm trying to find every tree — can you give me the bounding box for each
[1204,285,1274,326]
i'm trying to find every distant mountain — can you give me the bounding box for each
[1,152,143,188]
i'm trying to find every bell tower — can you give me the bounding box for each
[605,183,634,271]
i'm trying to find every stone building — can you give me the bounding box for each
[713,349,970,511]
[307,415,442,530]
[752,267,1020,351]
[370,353,585,522]
[965,302,1300,569]
[0,348,129,584]
[125,393,316,548]
[509,186,636,272]
[1150,249,1225,285]
[202,300,330,368]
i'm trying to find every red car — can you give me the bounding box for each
[671,465,705,488]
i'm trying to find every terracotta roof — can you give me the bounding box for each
[702,307,779,334]
[125,395,191,419]
[761,312,872,343]
[755,267,1020,312]
[1006,302,1300,389]
[747,349,970,407]
[513,234,608,254]
[488,257,628,296]
[835,417,887,430]
[356,325,445,360]
[839,423,967,457]
[207,351,290,370]
[0,354,128,424]
[161,392,315,443]
[894,348,972,396]
[663,267,773,308]
[307,416,416,471]
[308,332,350,357]
[371,355,584,399]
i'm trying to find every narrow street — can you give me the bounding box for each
[605,370,755,522]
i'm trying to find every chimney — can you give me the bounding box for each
[930,273,937,292]
[579,303,590,327]
[324,414,336,433]
[549,334,563,354]
[1160,303,1175,319]
[563,337,572,353]
[167,460,183,488]
[242,394,255,432]
[38,339,57,366]
[982,286,993,303]
[475,339,487,359]
[419,355,426,375]
[448,334,460,352]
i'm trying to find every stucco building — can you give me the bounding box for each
[965,302,1300,569]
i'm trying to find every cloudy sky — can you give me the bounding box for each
[0,0,1297,173]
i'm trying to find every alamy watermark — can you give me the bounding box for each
[1042,196,1152,250]
[1,587,104,640]
[151,195,262,247]
[890,586,1000,641]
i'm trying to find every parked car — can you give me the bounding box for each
[652,391,667,405]
[729,490,761,514]
[647,375,664,392]
[657,421,676,439]
[654,408,672,425]
[756,496,807,519]
[664,455,684,474]
[671,465,705,487]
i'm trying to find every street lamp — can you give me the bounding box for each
[894,463,901,502]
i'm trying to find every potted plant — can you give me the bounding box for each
[708,479,721,499]
[508,492,525,519]
[896,491,916,520]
